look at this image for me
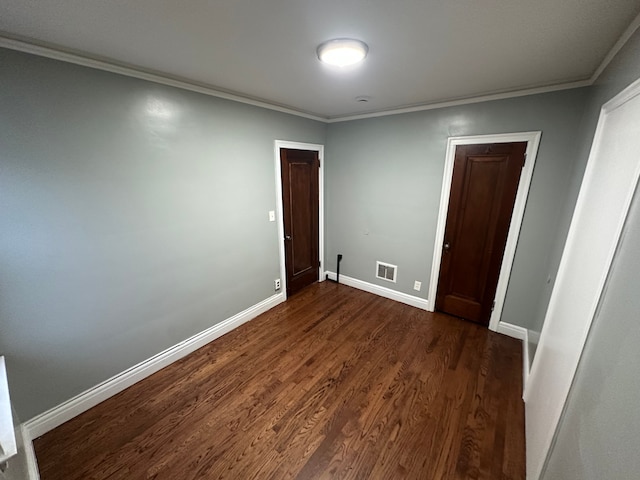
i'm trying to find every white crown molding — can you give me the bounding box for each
[2,10,639,124]
[325,81,592,123]
[590,10,640,84]
[329,10,640,122]
[0,36,326,123]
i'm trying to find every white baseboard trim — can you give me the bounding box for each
[497,321,527,340]
[325,271,429,310]
[497,322,530,396]
[528,329,541,347]
[22,292,285,446]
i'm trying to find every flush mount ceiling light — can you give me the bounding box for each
[317,38,368,67]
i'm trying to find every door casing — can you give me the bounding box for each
[428,132,542,332]
[274,140,325,299]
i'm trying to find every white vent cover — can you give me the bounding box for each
[376,261,397,283]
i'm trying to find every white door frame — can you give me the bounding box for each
[427,132,542,331]
[525,78,640,480]
[274,140,325,299]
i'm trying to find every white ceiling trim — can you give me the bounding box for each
[325,81,591,123]
[2,14,639,124]
[0,35,326,123]
[590,10,640,84]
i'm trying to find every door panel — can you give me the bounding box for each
[436,142,526,325]
[280,148,319,296]
[290,163,313,273]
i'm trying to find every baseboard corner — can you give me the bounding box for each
[496,321,527,340]
[21,424,41,480]
[324,271,429,310]
[497,322,530,396]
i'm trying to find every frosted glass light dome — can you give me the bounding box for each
[317,39,368,67]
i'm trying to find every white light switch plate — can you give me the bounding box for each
[269,211,276,222]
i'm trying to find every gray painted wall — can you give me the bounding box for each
[0,48,326,420]
[325,89,587,331]
[3,30,638,474]
[542,27,640,480]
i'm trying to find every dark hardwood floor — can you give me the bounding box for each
[34,282,525,479]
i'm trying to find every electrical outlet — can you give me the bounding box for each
[274,278,281,290]
[413,281,422,291]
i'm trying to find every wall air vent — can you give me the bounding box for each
[376,261,397,283]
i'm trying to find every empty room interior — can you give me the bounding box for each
[1,1,640,479]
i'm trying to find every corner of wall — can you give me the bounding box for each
[496,322,530,395]
[324,271,429,310]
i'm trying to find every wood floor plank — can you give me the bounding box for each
[33,282,525,479]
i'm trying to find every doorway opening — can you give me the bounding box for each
[428,132,541,330]
[274,141,325,298]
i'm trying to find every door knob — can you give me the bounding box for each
[443,242,451,251]
[285,235,292,241]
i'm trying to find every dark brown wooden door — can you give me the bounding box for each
[280,148,319,297]
[435,142,526,325]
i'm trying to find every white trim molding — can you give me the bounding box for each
[590,10,640,84]
[22,424,40,480]
[325,271,429,310]
[0,36,325,123]
[497,322,530,393]
[525,77,640,480]
[22,292,284,442]
[326,8,640,124]
[274,141,325,300]
[0,35,588,124]
[4,8,640,126]
[326,82,590,122]
[427,132,542,332]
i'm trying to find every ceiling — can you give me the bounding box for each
[1,0,639,120]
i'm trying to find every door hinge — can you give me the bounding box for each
[523,152,527,168]
[318,261,321,268]
[491,300,496,312]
